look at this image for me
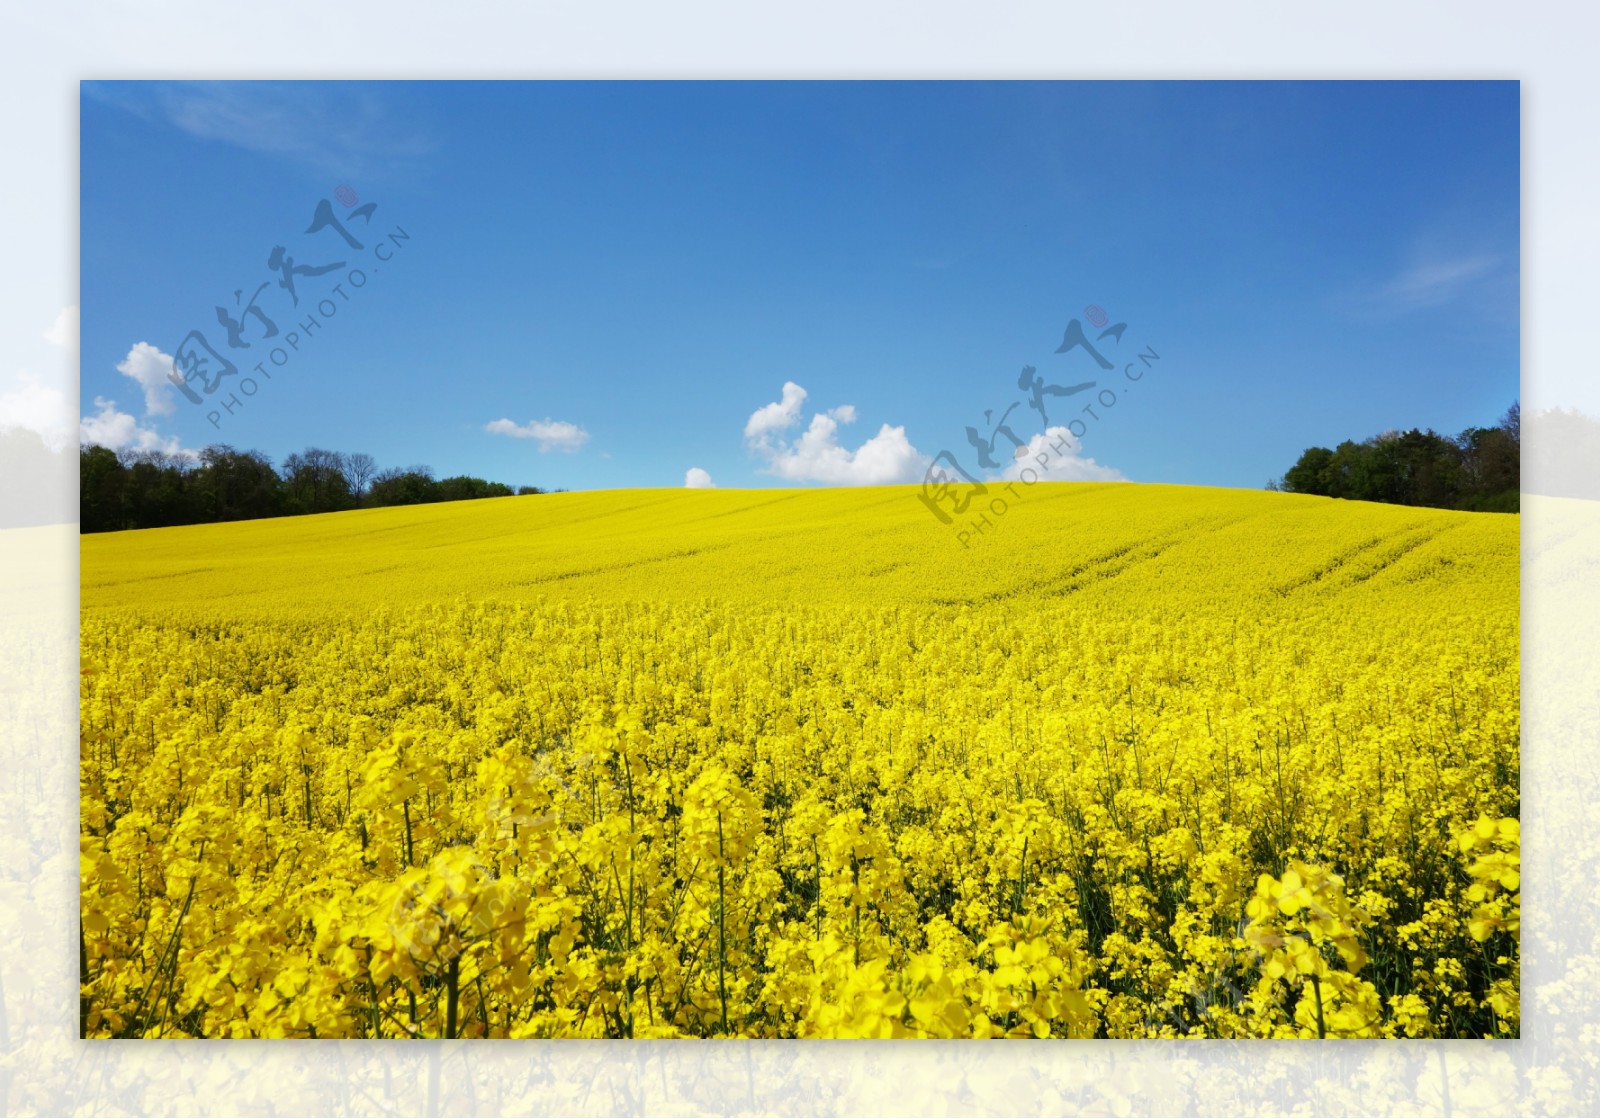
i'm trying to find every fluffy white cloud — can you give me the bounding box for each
[79,397,197,459]
[115,342,179,417]
[996,426,1124,483]
[0,371,72,451]
[743,381,808,443]
[484,417,590,452]
[684,467,715,488]
[1,308,78,451]
[744,383,926,485]
[44,305,78,353]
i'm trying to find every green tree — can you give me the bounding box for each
[195,445,283,522]
[282,448,355,515]
[79,444,127,532]
[1283,446,1335,496]
[368,468,440,507]
[1276,402,1518,512]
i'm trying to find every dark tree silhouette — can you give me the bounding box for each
[1279,403,1520,512]
[79,444,532,532]
[345,452,378,501]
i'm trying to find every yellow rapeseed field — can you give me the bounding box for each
[79,483,1519,1038]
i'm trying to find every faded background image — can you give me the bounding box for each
[2,2,1596,1114]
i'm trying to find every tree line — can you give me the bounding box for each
[80,444,547,533]
[1272,403,1519,513]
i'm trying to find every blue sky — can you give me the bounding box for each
[77,80,1520,492]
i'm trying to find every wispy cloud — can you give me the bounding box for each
[1340,203,1518,325]
[83,81,435,180]
[744,381,925,485]
[485,417,590,452]
[1377,252,1503,311]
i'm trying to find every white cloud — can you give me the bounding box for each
[115,342,178,417]
[2,307,78,451]
[744,382,927,485]
[743,381,808,443]
[43,306,78,353]
[484,417,590,452]
[0,370,72,451]
[79,397,197,459]
[684,467,716,489]
[995,426,1124,483]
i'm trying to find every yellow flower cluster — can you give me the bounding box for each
[1240,862,1379,1037]
[79,483,1518,1037]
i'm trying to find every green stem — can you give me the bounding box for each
[1310,975,1327,1039]
[717,811,729,1036]
[445,955,460,1040]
